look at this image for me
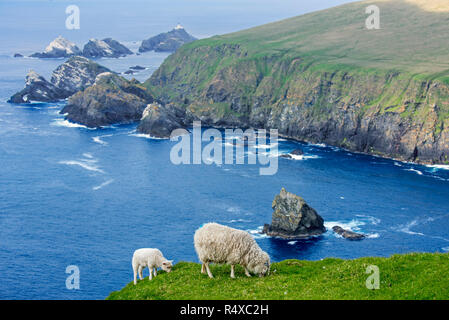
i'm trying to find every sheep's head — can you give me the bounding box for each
[161,260,173,273]
[251,252,271,277]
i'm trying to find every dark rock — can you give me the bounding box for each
[280,154,292,159]
[50,56,111,95]
[262,188,326,239]
[82,38,133,58]
[138,25,197,53]
[30,36,81,58]
[332,226,365,240]
[291,148,304,156]
[124,70,135,75]
[7,70,67,103]
[61,72,153,127]
[129,65,146,70]
[137,103,187,138]
[13,53,23,58]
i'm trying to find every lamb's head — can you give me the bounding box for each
[248,250,271,277]
[161,260,173,273]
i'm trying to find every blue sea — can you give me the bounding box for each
[1,0,449,300]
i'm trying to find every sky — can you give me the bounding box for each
[0,0,357,53]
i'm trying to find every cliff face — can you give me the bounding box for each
[145,0,449,164]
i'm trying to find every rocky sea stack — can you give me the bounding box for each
[137,103,187,138]
[30,36,81,58]
[139,25,197,52]
[61,72,153,127]
[262,188,325,239]
[82,38,133,58]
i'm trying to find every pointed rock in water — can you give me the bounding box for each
[61,72,153,127]
[30,36,81,58]
[138,26,197,52]
[8,56,111,104]
[8,70,67,103]
[50,56,111,95]
[262,188,325,239]
[332,226,365,240]
[82,38,133,58]
[137,103,187,138]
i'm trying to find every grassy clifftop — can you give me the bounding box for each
[107,253,449,300]
[146,0,449,164]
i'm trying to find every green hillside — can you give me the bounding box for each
[145,0,449,164]
[107,253,449,300]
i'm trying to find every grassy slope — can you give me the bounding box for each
[107,253,449,300]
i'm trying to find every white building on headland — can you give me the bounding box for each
[175,24,184,30]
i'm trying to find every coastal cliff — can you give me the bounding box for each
[144,0,449,164]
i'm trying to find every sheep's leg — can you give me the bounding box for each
[138,266,143,280]
[201,263,206,274]
[149,267,153,281]
[205,262,214,278]
[230,265,235,279]
[133,265,138,285]
[153,268,157,277]
[244,267,251,277]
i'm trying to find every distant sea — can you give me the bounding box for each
[1,0,448,300]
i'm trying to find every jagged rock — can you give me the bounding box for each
[332,226,365,240]
[7,70,67,103]
[13,53,23,58]
[129,65,146,70]
[82,38,132,58]
[61,72,153,127]
[137,103,186,138]
[9,56,111,104]
[50,56,111,95]
[262,188,325,239]
[30,36,81,58]
[138,25,197,52]
[291,149,304,156]
[124,70,135,75]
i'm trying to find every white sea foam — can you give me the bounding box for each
[396,219,424,236]
[129,133,166,140]
[248,226,268,239]
[287,241,297,245]
[442,247,449,252]
[59,160,104,173]
[92,135,112,146]
[51,119,92,129]
[405,168,423,175]
[427,164,449,171]
[93,179,114,191]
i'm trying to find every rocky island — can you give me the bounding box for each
[138,25,197,52]
[30,36,82,58]
[262,188,326,239]
[82,38,133,58]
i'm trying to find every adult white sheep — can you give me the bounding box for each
[194,223,270,278]
[132,248,173,285]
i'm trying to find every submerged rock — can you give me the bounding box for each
[61,72,153,127]
[137,103,187,138]
[30,36,81,58]
[82,38,133,58]
[7,70,67,103]
[138,25,197,52]
[332,226,365,240]
[262,188,325,239]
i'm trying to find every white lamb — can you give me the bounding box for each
[194,223,270,278]
[132,248,173,285]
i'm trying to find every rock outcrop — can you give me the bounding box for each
[30,36,81,58]
[7,70,68,103]
[61,72,153,127]
[262,188,326,239]
[137,103,187,138]
[9,56,110,103]
[82,38,133,58]
[138,26,197,52]
[280,149,304,159]
[332,226,365,240]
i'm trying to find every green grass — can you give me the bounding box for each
[107,253,449,300]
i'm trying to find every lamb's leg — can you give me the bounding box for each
[138,266,143,280]
[205,262,214,278]
[133,265,138,285]
[149,267,153,281]
[230,265,235,279]
[201,263,206,274]
[244,267,251,277]
[153,268,157,277]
